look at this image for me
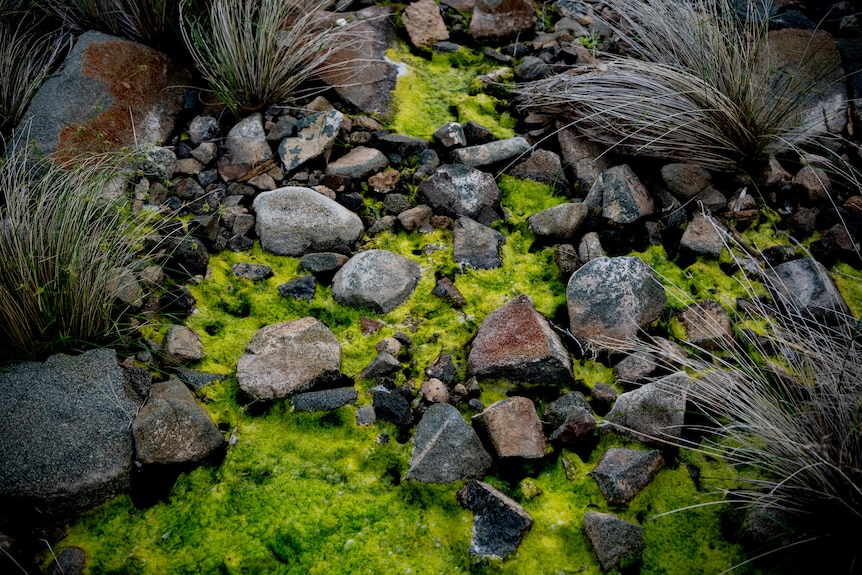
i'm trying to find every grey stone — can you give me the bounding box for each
[603,372,688,446]
[46,546,87,575]
[543,391,591,430]
[528,202,588,240]
[469,0,537,40]
[680,212,728,258]
[398,205,434,231]
[132,379,223,466]
[433,121,467,148]
[578,231,604,263]
[680,299,733,351]
[371,388,414,427]
[457,480,533,559]
[137,144,177,180]
[0,349,136,513]
[299,252,350,276]
[587,164,654,225]
[449,137,531,168]
[555,243,580,275]
[162,325,204,364]
[232,262,273,280]
[403,0,450,49]
[406,403,492,483]
[165,236,210,280]
[590,448,664,506]
[566,256,666,343]
[253,187,364,256]
[426,352,457,384]
[384,193,411,215]
[793,165,834,203]
[557,123,612,191]
[613,351,657,387]
[417,164,501,220]
[278,274,316,301]
[291,387,358,412]
[174,157,204,175]
[661,163,713,200]
[191,142,218,165]
[453,217,506,269]
[278,110,344,172]
[471,396,546,459]
[356,404,377,426]
[332,250,422,313]
[225,113,273,166]
[544,391,596,445]
[766,257,851,325]
[582,512,645,572]
[432,277,467,307]
[467,294,573,386]
[376,133,430,163]
[266,115,297,142]
[508,149,565,185]
[189,115,221,145]
[325,146,389,179]
[236,318,341,400]
[420,378,450,404]
[358,351,401,379]
[515,56,550,81]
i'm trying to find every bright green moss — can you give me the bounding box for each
[832,261,862,319]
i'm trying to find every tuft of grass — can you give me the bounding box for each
[179,0,366,115]
[603,215,862,573]
[0,130,157,360]
[513,0,844,172]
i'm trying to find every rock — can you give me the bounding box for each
[680,300,733,350]
[356,404,377,426]
[449,137,531,168]
[24,31,190,157]
[515,56,550,81]
[590,382,618,415]
[528,202,588,240]
[590,448,664,506]
[417,164,501,221]
[508,149,565,186]
[397,205,434,231]
[171,368,221,390]
[232,262,273,281]
[266,115,296,142]
[162,325,204,364]
[582,512,645,572]
[326,146,389,179]
[132,379,223,466]
[165,236,210,280]
[766,257,851,326]
[406,403,492,482]
[137,144,177,180]
[792,164,833,203]
[414,148,441,180]
[291,387,358,412]
[433,121,467,149]
[453,217,506,269]
[0,349,136,513]
[566,256,666,343]
[613,351,657,387]
[420,378,450,404]
[426,352,457,384]
[543,391,596,445]
[432,277,467,307]
[557,123,612,191]
[299,252,350,283]
[467,294,573,386]
[661,163,713,200]
[402,0,450,49]
[278,274,316,301]
[236,318,341,400]
[384,193,411,215]
[603,372,688,446]
[457,480,533,559]
[680,212,727,258]
[371,388,414,427]
[253,187,364,256]
[189,115,221,145]
[587,164,654,225]
[358,351,401,379]
[278,110,344,172]
[332,250,422,313]
[578,231,604,263]
[376,133,430,163]
[368,169,400,193]
[469,0,537,40]
[472,396,546,459]
[225,113,272,167]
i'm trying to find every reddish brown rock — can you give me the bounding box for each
[402,0,450,49]
[469,0,536,40]
[471,396,546,459]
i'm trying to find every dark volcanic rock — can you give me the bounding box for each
[590,448,664,506]
[453,217,506,269]
[417,164,501,220]
[291,387,358,412]
[582,511,645,572]
[603,372,688,446]
[458,480,533,559]
[766,257,851,326]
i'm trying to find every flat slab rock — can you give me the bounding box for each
[0,348,137,513]
[332,249,421,314]
[236,318,341,400]
[457,480,533,559]
[467,293,573,386]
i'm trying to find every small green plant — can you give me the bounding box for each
[0,130,157,360]
[179,0,366,115]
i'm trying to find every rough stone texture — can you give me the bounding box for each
[371,388,414,427]
[236,318,341,400]
[557,123,612,191]
[278,110,344,172]
[528,202,588,240]
[420,378,450,404]
[406,403,492,483]
[225,113,272,167]
[300,252,350,275]
[433,121,467,148]
[232,262,273,281]
[603,372,688,446]
[590,448,664,506]
[132,379,223,466]
[162,325,204,364]
[278,274,316,301]
[253,187,364,256]
[469,0,537,40]
[582,512,645,572]
[453,217,506,269]
[417,164,501,220]
[457,480,533,559]
[613,351,657,387]
[291,387,358,412]
[426,352,457,384]
[680,212,727,258]
[332,249,422,313]
[137,144,176,180]
[793,165,833,203]
[578,231,604,263]
[46,546,87,575]
[0,349,136,513]
[543,391,596,445]
[661,163,713,200]
[432,277,467,307]
[566,256,666,343]
[24,31,190,158]
[358,351,401,379]
[587,164,654,225]
[449,137,531,168]
[508,148,565,185]
[766,257,851,325]
[189,115,221,145]
[325,146,389,179]
[165,236,209,280]
[402,0,450,49]
[680,299,733,350]
[471,396,546,459]
[397,205,434,231]
[467,294,573,386]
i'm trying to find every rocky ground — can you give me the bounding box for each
[2,1,862,574]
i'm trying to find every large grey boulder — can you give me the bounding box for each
[332,250,421,313]
[132,379,223,466]
[467,294,573,386]
[0,349,137,513]
[582,512,645,572]
[24,31,189,157]
[417,164,501,221]
[405,403,492,483]
[236,318,341,400]
[567,256,666,344]
[457,480,534,559]
[253,187,364,256]
[603,372,688,446]
[766,257,851,326]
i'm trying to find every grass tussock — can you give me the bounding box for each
[180,0,366,115]
[600,217,862,572]
[514,0,845,171]
[0,132,157,360]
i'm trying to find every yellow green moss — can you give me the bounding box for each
[832,261,862,319]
